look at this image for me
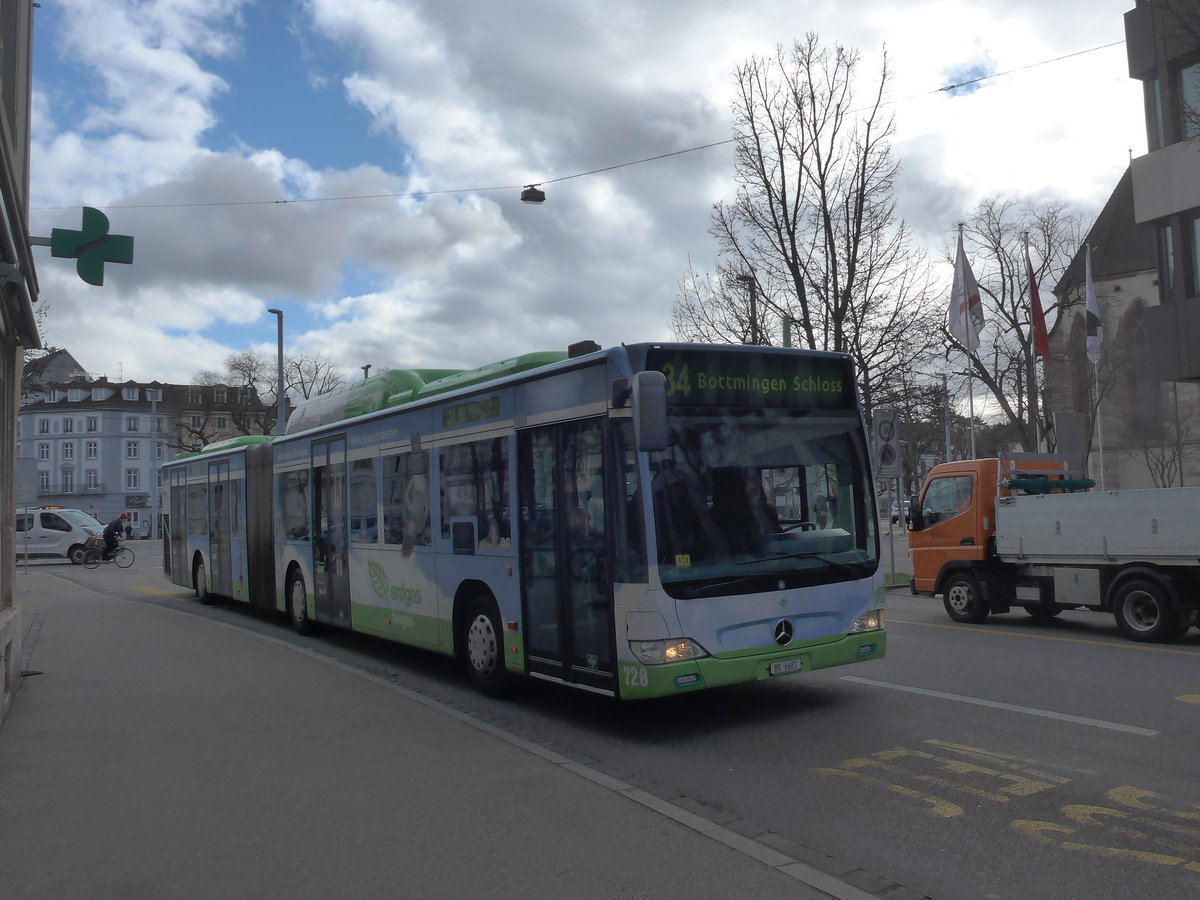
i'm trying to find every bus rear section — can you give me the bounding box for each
[162,437,275,612]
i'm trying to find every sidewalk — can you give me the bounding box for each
[0,565,871,899]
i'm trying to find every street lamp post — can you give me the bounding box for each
[736,273,759,345]
[267,308,285,435]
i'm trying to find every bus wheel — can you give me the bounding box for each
[1113,577,1184,643]
[463,595,509,697]
[287,570,315,636]
[943,572,988,624]
[194,558,216,605]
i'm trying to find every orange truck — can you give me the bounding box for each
[907,454,1200,643]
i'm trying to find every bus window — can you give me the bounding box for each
[279,470,309,540]
[349,458,378,544]
[382,450,430,551]
[440,438,510,551]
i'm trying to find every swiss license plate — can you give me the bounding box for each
[769,658,803,677]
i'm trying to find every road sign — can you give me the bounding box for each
[49,207,134,286]
[874,408,901,478]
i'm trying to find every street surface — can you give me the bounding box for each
[17,541,1200,899]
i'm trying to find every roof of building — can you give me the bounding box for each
[1053,166,1158,297]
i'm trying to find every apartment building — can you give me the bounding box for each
[17,376,273,536]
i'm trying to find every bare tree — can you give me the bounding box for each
[672,34,943,415]
[287,355,345,400]
[947,200,1085,451]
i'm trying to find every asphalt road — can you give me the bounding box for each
[26,544,1200,899]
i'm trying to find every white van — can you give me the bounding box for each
[15,507,106,564]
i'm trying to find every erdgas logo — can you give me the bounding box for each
[368,560,423,609]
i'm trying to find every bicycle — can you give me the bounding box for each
[81,536,134,569]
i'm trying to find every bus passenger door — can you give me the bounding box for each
[312,437,351,626]
[208,460,233,597]
[518,418,614,692]
[168,468,186,581]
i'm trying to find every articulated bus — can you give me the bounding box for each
[162,342,886,699]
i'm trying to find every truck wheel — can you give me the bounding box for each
[943,572,989,624]
[1113,577,1184,643]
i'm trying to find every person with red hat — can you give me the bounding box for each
[103,512,128,561]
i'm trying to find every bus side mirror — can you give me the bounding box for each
[631,371,667,452]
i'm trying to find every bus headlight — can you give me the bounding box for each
[849,610,885,633]
[630,638,710,665]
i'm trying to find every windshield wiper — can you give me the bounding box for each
[737,550,863,577]
[674,575,767,599]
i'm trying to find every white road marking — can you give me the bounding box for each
[841,676,1158,736]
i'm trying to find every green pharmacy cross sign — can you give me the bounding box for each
[49,207,134,286]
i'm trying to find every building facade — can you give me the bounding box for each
[17,377,274,535]
[1125,0,1200,382]
[1,0,41,726]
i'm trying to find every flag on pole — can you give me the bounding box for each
[1085,244,1102,363]
[948,232,985,350]
[1025,243,1051,363]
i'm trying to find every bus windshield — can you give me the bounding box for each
[649,407,878,598]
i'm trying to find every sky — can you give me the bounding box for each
[26,0,1146,387]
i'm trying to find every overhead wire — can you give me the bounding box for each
[31,39,1126,213]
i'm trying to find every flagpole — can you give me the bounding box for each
[961,224,977,459]
[1084,243,1105,490]
[1024,232,1040,451]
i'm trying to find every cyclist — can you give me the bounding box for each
[102,513,128,561]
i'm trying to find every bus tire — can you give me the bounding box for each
[194,557,216,605]
[287,569,316,636]
[1113,576,1184,643]
[463,594,510,697]
[943,572,988,624]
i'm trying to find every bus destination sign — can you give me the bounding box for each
[645,348,854,409]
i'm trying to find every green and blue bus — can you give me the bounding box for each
[162,342,886,699]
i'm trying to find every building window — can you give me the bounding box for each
[126,441,140,459]
[1145,77,1165,150]
[127,416,139,432]
[156,442,164,459]
[63,418,74,433]
[216,416,227,430]
[86,469,100,489]
[126,469,140,490]
[191,415,202,430]
[62,443,75,461]
[1160,224,1176,296]
[188,388,203,405]
[123,387,139,401]
[214,388,227,404]
[69,388,87,402]
[38,443,50,461]
[1180,61,1200,140]
[62,470,74,494]
[39,470,50,491]
[86,441,99,460]
[1189,216,1200,299]
[87,417,98,432]
[38,419,49,434]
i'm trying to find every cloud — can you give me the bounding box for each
[28,0,1145,387]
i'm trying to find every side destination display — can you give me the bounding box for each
[644,347,855,408]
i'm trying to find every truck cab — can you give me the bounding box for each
[907,459,995,596]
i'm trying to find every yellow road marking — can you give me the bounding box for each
[888,617,1200,657]
[1176,695,1200,704]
